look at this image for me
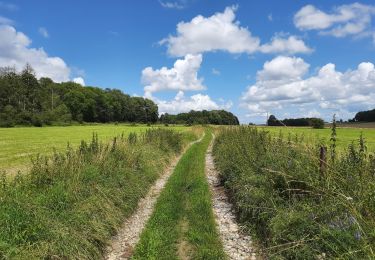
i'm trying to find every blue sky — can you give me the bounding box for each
[1,0,375,123]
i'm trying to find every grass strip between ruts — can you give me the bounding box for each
[132,130,226,260]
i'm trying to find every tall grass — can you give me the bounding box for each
[213,126,375,259]
[0,129,190,259]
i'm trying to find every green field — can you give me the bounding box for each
[2,124,374,174]
[258,126,375,152]
[0,124,188,173]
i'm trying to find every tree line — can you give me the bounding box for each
[0,65,158,127]
[0,65,240,127]
[267,115,325,128]
[353,108,375,122]
[160,110,239,125]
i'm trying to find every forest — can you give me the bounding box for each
[159,110,239,125]
[354,108,375,122]
[267,115,325,128]
[0,65,240,127]
[0,65,158,127]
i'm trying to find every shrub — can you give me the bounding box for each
[310,118,325,129]
[31,115,43,127]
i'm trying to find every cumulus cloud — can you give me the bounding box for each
[0,24,82,83]
[142,54,205,96]
[141,54,232,114]
[241,56,375,120]
[152,91,232,114]
[0,15,13,25]
[159,1,185,9]
[38,27,49,38]
[256,56,309,82]
[294,3,375,38]
[161,6,311,56]
[73,77,85,86]
[260,35,312,54]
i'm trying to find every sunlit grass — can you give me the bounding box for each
[0,129,192,259]
[0,124,189,173]
[257,126,375,152]
[133,130,225,259]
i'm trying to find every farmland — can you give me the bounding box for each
[0,128,199,259]
[259,126,375,152]
[1,123,375,259]
[0,124,188,173]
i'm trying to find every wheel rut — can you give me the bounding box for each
[205,135,258,260]
[105,135,204,260]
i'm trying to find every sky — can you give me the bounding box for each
[1,0,375,124]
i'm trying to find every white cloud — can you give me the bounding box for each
[151,91,232,114]
[256,56,309,81]
[268,14,273,21]
[141,54,232,114]
[38,27,49,38]
[294,3,375,38]
[73,77,85,86]
[142,54,205,96]
[241,56,375,120]
[0,24,82,83]
[161,6,260,56]
[260,35,313,54]
[212,68,220,75]
[161,6,311,56]
[0,15,13,25]
[159,1,185,9]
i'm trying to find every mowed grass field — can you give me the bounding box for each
[258,126,375,152]
[0,124,189,173]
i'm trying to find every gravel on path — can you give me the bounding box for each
[105,135,204,260]
[205,135,258,260]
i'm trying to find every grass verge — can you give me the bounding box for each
[213,126,375,259]
[132,130,226,260]
[0,129,195,259]
[0,124,190,173]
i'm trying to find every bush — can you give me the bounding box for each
[0,105,16,127]
[310,118,325,129]
[31,115,43,127]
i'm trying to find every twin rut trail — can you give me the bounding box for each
[105,134,257,260]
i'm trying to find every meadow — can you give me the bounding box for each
[259,126,375,152]
[1,122,375,259]
[0,128,198,259]
[0,124,188,173]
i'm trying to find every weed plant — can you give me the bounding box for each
[0,129,187,259]
[213,126,375,259]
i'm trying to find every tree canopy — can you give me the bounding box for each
[0,65,158,127]
[0,65,240,127]
[160,110,239,125]
[267,115,325,129]
[354,109,375,122]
